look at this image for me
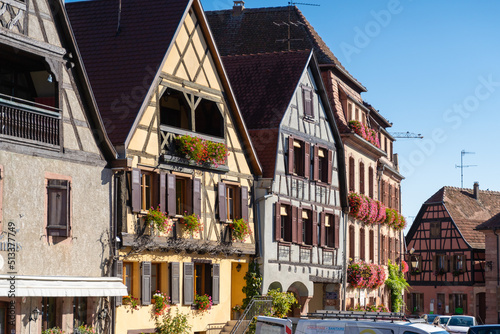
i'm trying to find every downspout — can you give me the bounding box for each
[111,171,121,334]
[341,210,348,311]
[377,164,385,300]
[494,229,499,286]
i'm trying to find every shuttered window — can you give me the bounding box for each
[380,236,386,265]
[276,203,292,242]
[47,179,70,237]
[302,86,314,118]
[219,182,249,223]
[359,162,365,195]
[349,157,355,192]
[314,147,331,183]
[359,228,365,261]
[320,212,326,247]
[166,174,198,217]
[368,167,374,198]
[369,230,374,262]
[349,225,355,260]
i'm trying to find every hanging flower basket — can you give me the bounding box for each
[229,218,252,242]
[194,293,212,312]
[347,260,385,289]
[175,135,228,167]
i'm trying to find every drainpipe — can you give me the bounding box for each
[341,210,348,311]
[494,229,499,286]
[377,164,385,300]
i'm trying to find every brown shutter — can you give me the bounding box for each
[320,212,326,247]
[304,142,311,179]
[212,264,220,305]
[312,210,317,246]
[334,214,340,249]
[170,262,180,304]
[287,136,294,174]
[159,171,166,212]
[291,206,298,243]
[297,208,303,244]
[115,260,123,306]
[131,168,141,213]
[241,186,248,221]
[47,180,70,237]
[444,255,449,272]
[183,262,194,305]
[152,173,160,209]
[313,146,319,181]
[368,167,374,198]
[167,173,176,216]
[303,87,313,117]
[141,261,151,305]
[193,178,201,217]
[349,157,355,192]
[218,182,227,222]
[275,203,281,241]
[359,162,365,194]
[327,149,333,184]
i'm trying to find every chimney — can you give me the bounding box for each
[473,182,479,200]
[232,1,245,16]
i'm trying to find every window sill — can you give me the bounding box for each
[303,115,316,123]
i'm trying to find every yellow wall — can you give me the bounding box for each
[231,262,248,309]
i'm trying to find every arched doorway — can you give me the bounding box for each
[287,281,309,316]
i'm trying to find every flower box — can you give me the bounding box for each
[175,135,228,167]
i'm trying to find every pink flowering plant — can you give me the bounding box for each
[147,206,172,234]
[348,120,380,148]
[76,324,95,334]
[176,135,228,167]
[194,293,212,312]
[347,260,386,289]
[42,329,65,334]
[229,218,252,242]
[349,304,389,312]
[123,295,140,310]
[401,260,409,274]
[180,212,203,235]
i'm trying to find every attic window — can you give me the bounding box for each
[160,89,191,130]
[430,222,440,238]
[302,86,314,118]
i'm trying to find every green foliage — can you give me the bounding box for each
[155,308,191,334]
[385,260,410,313]
[42,328,64,334]
[230,218,252,242]
[242,261,262,308]
[266,289,298,318]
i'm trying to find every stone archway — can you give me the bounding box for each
[287,281,310,316]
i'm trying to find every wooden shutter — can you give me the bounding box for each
[141,261,151,305]
[334,214,340,249]
[304,142,311,179]
[131,168,141,213]
[359,162,365,195]
[167,173,176,216]
[368,167,373,198]
[349,157,355,192]
[287,136,294,174]
[303,87,313,117]
[47,179,70,237]
[327,149,333,184]
[312,210,317,246]
[291,206,298,243]
[115,260,123,306]
[240,186,248,221]
[297,208,303,244]
[320,212,326,247]
[183,262,194,305]
[275,203,281,241]
[170,262,180,304]
[444,255,449,272]
[212,264,220,305]
[218,182,227,222]
[159,171,166,212]
[313,146,319,181]
[193,178,201,217]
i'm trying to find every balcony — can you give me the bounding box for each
[0,93,61,147]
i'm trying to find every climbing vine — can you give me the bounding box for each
[385,260,410,313]
[242,261,263,308]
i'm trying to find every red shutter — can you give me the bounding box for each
[304,142,310,179]
[297,208,303,244]
[312,210,317,246]
[291,206,298,243]
[193,178,201,217]
[159,171,166,212]
[320,212,326,247]
[167,173,176,216]
[287,136,294,174]
[218,182,227,222]
[240,186,248,221]
[275,203,281,241]
[327,149,333,184]
[313,145,319,181]
[334,214,340,249]
[131,168,141,213]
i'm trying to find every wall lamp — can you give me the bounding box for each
[29,307,41,322]
[236,263,242,272]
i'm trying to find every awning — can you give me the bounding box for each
[0,275,128,297]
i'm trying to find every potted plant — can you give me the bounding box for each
[122,295,139,310]
[229,218,252,242]
[194,293,212,312]
[232,304,242,319]
[152,291,170,317]
[146,206,172,234]
[179,212,202,236]
[42,329,65,334]
[75,324,95,334]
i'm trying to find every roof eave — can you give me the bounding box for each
[319,63,367,92]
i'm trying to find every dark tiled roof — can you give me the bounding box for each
[66,0,189,145]
[206,6,363,89]
[424,186,500,248]
[248,129,279,179]
[222,50,310,129]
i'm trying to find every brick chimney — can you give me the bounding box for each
[232,1,245,16]
[473,182,479,200]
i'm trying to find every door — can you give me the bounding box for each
[476,293,486,324]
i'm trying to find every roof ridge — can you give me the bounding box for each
[445,185,500,194]
[223,49,311,58]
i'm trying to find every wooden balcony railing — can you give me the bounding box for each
[0,94,61,146]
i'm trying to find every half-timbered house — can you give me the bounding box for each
[67,0,262,333]
[406,183,498,322]
[221,50,348,314]
[207,2,406,311]
[0,0,126,333]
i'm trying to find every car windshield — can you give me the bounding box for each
[469,328,500,334]
[440,317,450,324]
[449,317,473,327]
[427,315,438,323]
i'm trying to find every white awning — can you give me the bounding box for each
[0,275,127,297]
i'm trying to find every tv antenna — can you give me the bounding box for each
[455,150,477,188]
[274,2,319,50]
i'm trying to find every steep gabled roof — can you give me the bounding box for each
[66,0,190,145]
[206,6,366,92]
[418,186,500,248]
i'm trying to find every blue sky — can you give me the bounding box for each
[200,0,500,233]
[66,0,500,234]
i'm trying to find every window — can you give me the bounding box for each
[141,172,152,211]
[195,263,212,296]
[359,162,365,194]
[47,178,71,237]
[349,157,355,192]
[183,262,220,306]
[287,136,310,178]
[434,253,448,273]
[323,213,339,248]
[167,174,200,218]
[314,146,331,183]
[73,297,88,327]
[131,169,157,213]
[302,86,314,118]
[218,182,248,222]
[123,262,134,295]
[453,254,465,273]
[41,297,57,330]
[437,293,445,313]
[410,254,422,274]
[409,293,424,314]
[276,203,292,242]
[348,103,353,120]
[151,263,161,296]
[293,140,304,176]
[300,209,314,245]
[430,222,441,238]
[449,294,467,315]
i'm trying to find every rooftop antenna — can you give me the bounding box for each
[455,150,477,188]
[116,0,122,35]
[274,1,319,50]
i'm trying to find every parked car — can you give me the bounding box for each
[467,325,500,334]
[446,315,478,334]
[433,315,451,328]
[421,314,440,324]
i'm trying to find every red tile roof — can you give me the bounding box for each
[66,0,189,145]
[424,186,500,248]
[206,6,365,91]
